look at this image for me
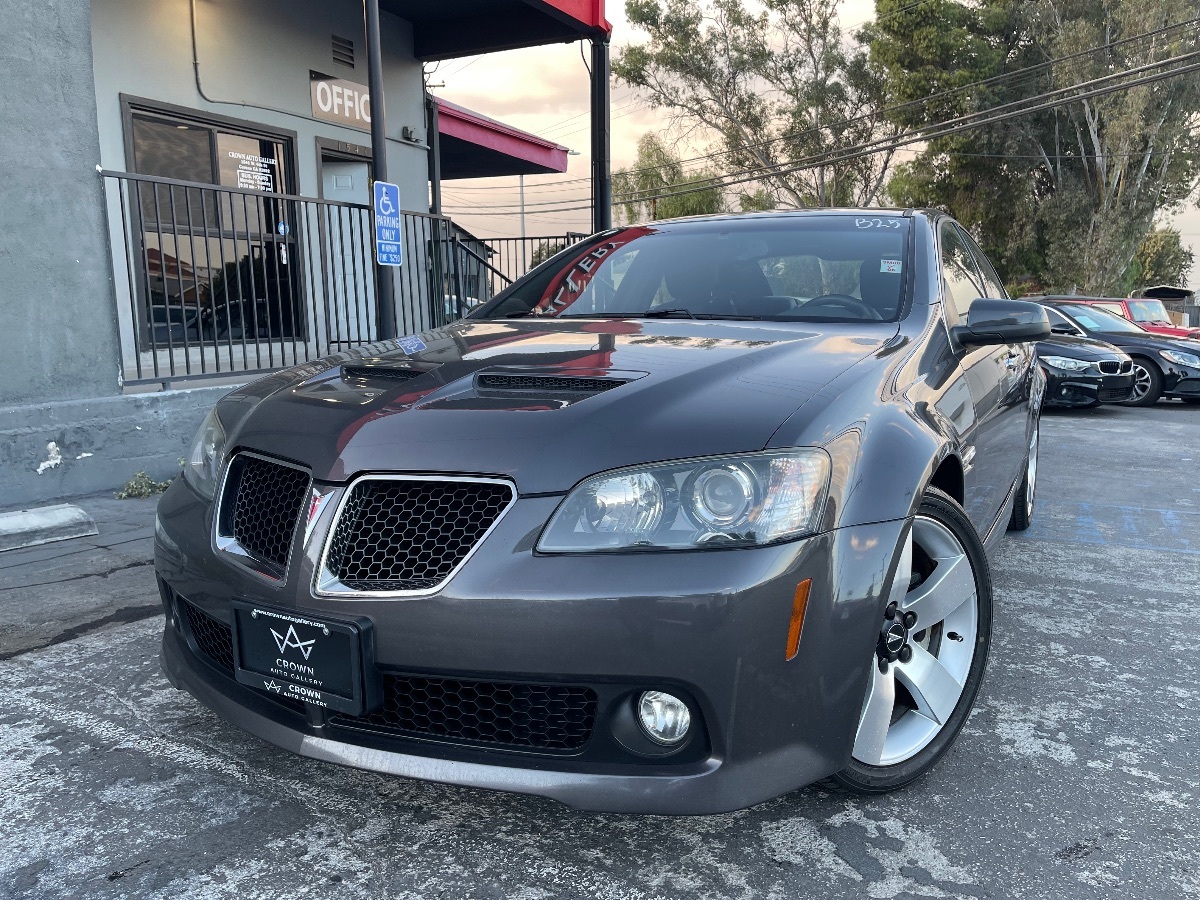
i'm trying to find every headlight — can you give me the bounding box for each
[1040,355,1094,373]
[1161,349,1200,368]
[537,449,831,552]
[182,408,227,500]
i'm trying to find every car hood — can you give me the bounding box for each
[1138,322,1200,339]
[1088,330,1200,357]
[224,318,896,493]
[1036,334,1128,361]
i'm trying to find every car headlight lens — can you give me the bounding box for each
[537,449,831,552]
[1161,349,1200,368]
[182,408,227,500]
[1040,355,1094,373]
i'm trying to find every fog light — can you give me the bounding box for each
[637,691,691,745]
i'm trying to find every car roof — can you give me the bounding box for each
[640,207,928,227]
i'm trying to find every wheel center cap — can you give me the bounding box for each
[879,620,909,662]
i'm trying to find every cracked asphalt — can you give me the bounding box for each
[1,403,1198,899]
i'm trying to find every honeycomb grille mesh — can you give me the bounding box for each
[182,599,235,672]
[326,479,513,591]
[229,456,311,570]
[346,675,598,751]
[477,373,624,393]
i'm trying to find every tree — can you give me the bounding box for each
[613,132,728,223]
[614,0,898,210]
[869,0,1200,293]
[1130,228,1195,289]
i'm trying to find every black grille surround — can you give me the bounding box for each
[217,453,311,580]
[318,476,515,595]
[334,674,598,752]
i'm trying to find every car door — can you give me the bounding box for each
[939,223,1026,535]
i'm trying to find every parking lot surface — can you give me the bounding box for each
[1,403,1197,899]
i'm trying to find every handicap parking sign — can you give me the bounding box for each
[373,181,403,266]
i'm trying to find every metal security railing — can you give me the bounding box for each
[104,172,495,387]
[481,235,588,290]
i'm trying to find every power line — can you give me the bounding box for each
[616,51,1200,207]
[442,15,1200,199]
[448,49,1200,215]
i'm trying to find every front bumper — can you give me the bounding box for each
[155,476,908,814]
[1043,370,1134,407]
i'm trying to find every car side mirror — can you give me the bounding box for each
[951,298,1051,346]
[1050,323,1078,335]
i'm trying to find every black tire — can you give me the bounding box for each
[1123,358,1163,406]
[828,487,993,794]
[1008,415,1038,531]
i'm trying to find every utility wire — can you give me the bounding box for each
[444,15,1200,197]
[446,51,1200,214]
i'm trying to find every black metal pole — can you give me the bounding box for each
[365,0,397,340]
[426,94,442,216]
[590,38,611,234]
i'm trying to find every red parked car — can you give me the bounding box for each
[1030,295,1200,339]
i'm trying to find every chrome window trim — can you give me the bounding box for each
[212,450,312,586]
[314,473,518,599]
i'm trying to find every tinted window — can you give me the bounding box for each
[1043,307,1078,331]
[939,223,985,321]
[1126,299,1171,322]
[959,227,1006,299]
[478,217,911,323]
[1054,304,1145,334]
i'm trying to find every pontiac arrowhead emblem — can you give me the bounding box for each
[271,624,316,660]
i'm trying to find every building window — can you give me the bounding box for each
[125,104,303,349]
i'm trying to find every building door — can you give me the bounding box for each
[319,155,377,345]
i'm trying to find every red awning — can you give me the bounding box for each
[382,0,610,61]
[436,98,569,179]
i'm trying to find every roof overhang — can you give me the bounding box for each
[382,0,611,61]
[436,98,569,179]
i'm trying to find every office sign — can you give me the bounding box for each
[310,72,371,131]
[373,181,402,266]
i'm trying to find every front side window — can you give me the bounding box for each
[958,227,1006,300]
[939,223,985,322]
[477,217,911,323]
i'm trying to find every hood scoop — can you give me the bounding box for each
[342,362,440,383]
[474,371,638,395]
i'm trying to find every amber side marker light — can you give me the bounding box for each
[785,579,812,661]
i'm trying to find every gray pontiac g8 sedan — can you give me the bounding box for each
[154,209,1049,814]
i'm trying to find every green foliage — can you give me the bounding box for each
[1131,228,1195,289]
[115,471,172,499]
[613,133,728,223]
[870,0,1200,293]
[614,0,898,209]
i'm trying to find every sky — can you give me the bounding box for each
[435,0,1199,291]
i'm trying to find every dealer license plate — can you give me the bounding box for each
[229,601,377,715]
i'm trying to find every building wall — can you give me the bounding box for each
[0,0,435,507]
[0,0,122,408]
[91,0,430,208]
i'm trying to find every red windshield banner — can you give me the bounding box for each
[534,227,653,315]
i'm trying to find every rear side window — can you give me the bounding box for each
[939,223,985,322]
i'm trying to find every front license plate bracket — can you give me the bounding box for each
[229,600,379,715]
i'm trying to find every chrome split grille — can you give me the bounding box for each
[216,453,311,580]
[320,476,514,595]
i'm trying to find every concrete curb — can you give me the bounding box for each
[0,503,99,552]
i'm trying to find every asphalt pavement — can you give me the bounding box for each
[1,402,1197,899]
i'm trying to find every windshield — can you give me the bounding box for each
[1056,304,1146,334]
[1126,299,1172,323]
[476,216,912,323]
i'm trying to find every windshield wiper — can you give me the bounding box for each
[640,307,696,319]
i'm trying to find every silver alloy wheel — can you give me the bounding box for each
[1131,363,1153,401]
[851,516,979,767]
[1026,418,1038,516]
